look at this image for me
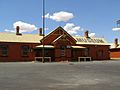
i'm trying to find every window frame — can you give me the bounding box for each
[60,45,66,57]
[84,48,89,57]
[0,45,8,57]
[21,45,29,57]
[97,50,104,57]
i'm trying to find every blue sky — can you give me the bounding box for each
[0,0,120,42]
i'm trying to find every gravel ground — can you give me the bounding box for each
[0,61,120,90]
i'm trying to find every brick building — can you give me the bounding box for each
[0,26,110,62]
[110,38,120,59]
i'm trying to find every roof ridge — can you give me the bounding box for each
[73,36,105,39]
[0,32,41,36]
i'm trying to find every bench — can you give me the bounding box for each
[35,57,51,62]
[78,57,91,62]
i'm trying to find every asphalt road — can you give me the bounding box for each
[0,61,120,90]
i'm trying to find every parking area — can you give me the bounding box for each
[0,60,120,90]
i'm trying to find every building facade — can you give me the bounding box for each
[0,26,110,62]
[110,38,120,59]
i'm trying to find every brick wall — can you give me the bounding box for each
[0,42,39,62]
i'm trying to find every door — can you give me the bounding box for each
[60,45,66,61]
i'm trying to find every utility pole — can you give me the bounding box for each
[42,0,45,63]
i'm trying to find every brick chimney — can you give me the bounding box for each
[39,28,43,36]
[16,26,22,35]
[114,38,119,48]
[85,30,89,38]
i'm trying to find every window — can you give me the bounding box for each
[45,50,51,57]
[87,38,92,43]
[95,39,99,43]
[83,38,87,42]
[76,38,82,42]
[91,39,95,43]
[97,50,103,57]
[0,45,8,56]
[93,39,97,43]
[61,50,65,56]
[21,46,29,56]
[99,39,104,43]
[84,48,89,57]
[60,46,66,56]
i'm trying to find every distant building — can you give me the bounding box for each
[110,38,120,59]
[0,26,110,62]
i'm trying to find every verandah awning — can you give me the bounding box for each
[35,45,86,49]
[35,45,54,49]
[71,46,86,49]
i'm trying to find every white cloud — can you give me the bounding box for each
[5,21,37,33]
[44,13,50,18]
[4,29,15,33]
[63,23,80,35]
[89,33,95,37]
[45,11,74,22]
[13,21,37,33]
[112,28,120,31]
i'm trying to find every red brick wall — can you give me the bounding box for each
[0,42,110,62]
[80,45,110,60]
[110,49,120,59]
[0,42,39,62]
[53,38,73,61]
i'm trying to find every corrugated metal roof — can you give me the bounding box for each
[110,43,120,49]
[0,33,109,45]
[73,36,110,45]
[0,33,43,43]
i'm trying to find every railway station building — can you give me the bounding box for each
[0,26,110,62]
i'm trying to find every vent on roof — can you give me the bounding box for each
[114,38,119,47]
[16,26,22,35]
[84,31,89,38]
[39,28,43,36]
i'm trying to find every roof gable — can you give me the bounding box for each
[41,26,76,45]
[52,35,74,44]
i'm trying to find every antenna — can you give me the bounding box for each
[116,20,120,27]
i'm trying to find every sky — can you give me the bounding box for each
[0,0,120,43]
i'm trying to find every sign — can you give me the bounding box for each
[67,45,71,48]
